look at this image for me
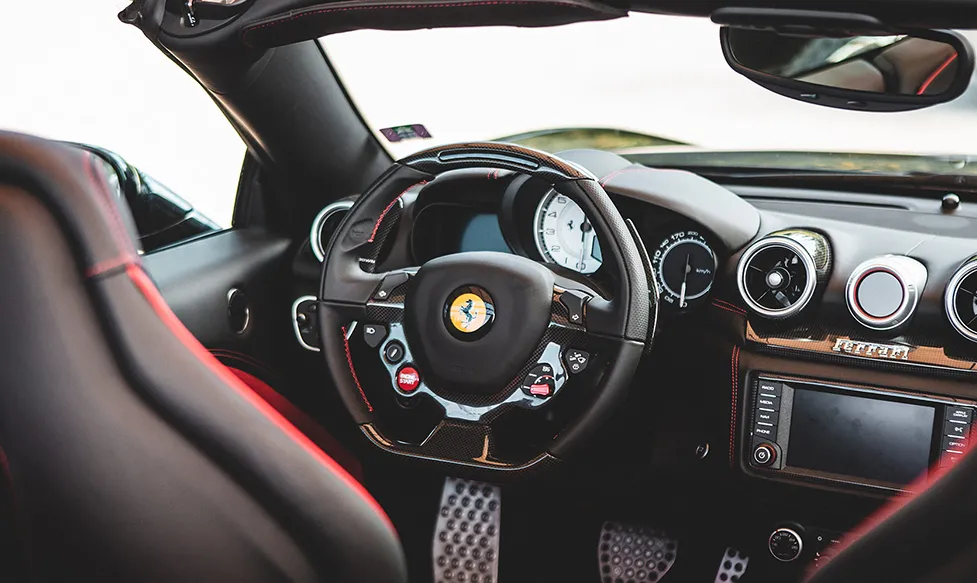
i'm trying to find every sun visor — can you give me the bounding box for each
[238,0,627,48]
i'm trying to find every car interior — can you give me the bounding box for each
[5,1,977,582]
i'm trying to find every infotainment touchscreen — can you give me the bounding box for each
[786,387,935,485]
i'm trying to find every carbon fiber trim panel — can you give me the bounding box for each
[361,422,561,476]
[746,320,977,376]
[401,142,593,183]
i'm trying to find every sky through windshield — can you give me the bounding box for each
[322,14,977,161]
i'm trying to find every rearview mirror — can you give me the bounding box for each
[719,24,973,111]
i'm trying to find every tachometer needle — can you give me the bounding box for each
[679,253,691,308]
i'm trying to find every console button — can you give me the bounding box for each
[384,341,406,364]
[756,394,780,410]
[396,366,421,393]
[373,272,410,301]
[559,290,590,325]
[753,442,776,466]
[769,528,803,562]
[943,435,968,452]
[945,420,970,438]
[563,349,590,374]
[521,364,557,398]
[756,409,779,424]
[758,380,782,397]
[754,424,776,438]
[947,406,974,424]
[363,324,388,348]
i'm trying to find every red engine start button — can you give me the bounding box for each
[396,366,421,393]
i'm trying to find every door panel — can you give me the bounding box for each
[143,228,290,349]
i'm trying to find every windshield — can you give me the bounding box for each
[321,13,977,171]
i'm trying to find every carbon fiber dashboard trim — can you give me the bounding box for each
[746,321,977,375]
[361,422,561,477]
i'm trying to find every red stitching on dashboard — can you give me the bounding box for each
[341,326,374,412]
[712,302,745,317]
[599,166,657,187]
[729,345,740,468]
[242,1,590,44]
[368,181,426,243]
[712,299,747,315]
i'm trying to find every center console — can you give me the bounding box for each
[746,374,974,493]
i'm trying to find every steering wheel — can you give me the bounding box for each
[319,142,652,475]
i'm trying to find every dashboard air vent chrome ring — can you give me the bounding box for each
[737,235,819,319]
[310,199,354,262]
[945,258,977,342]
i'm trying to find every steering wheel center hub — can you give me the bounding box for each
[405,252,554,395]
[444,286,496,340]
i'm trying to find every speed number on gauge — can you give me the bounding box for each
[651,231,716,309]
[533,190,603,274]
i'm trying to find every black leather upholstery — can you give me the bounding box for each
[0,132,407,582]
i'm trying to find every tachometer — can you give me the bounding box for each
[652,231,717,310]
[533,190,603,274]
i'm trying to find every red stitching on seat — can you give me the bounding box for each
[227,367,365,482]
[729,345,740,468]
[83,153,137,259]
[242,1,591,44]
[341,326,374,412]
[86,254,135,278]
[124,264,393,533]
[367,181,426,243]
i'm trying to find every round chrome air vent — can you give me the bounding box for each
[847,255,927,331]
[945,259,977,342]
[737,234,823,319]
[310,200,354,262]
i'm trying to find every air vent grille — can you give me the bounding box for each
[737,236,818,319]
[945,260,977,342]
[311,200,354,262]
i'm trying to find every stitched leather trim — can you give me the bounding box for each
[599,166,656,187]
[227,367,365,482]
[341,326,374,412]
[712,298,747,315]
[367,180,426,243]
[82,152,138,267]
[86,253,136,278]
[729,345,740,468]
[125,264,393,533]
[712,302,746,317]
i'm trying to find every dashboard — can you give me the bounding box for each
[403,167,726,316]
[295,147,977,572]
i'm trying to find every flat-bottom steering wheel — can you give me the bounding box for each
[319,142,652,476]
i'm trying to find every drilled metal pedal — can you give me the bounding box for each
[598,522,677,583]
[714,547,749,583]
[433,478,501,583]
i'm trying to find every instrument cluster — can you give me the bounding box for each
[525,184,721,314]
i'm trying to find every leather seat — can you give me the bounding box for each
[0,131,407,582]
